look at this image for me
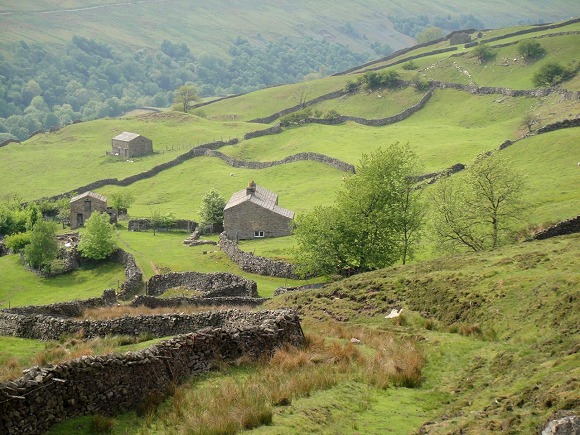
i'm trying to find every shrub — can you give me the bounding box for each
[518,40,546,62]
[324,109,340,119]
[412,74,430,91]
[344,80,360,93]
[280,109,312,126]
[4,231,31,252]
[473,44,495,63]
[532,62,574,87]
[78,212,117,260]
[403,60,418,70]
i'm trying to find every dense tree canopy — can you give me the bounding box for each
[294,144,424,277]
[0,35,369,141]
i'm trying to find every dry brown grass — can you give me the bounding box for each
[134,319,425,434]
[80,304,249,320]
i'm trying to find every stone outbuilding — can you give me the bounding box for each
[223,181,294,240]
[69,191,116,230]
[111,132,153,158]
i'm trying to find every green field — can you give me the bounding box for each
[0,23,579,435]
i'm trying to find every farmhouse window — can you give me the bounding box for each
[254,231,265,238]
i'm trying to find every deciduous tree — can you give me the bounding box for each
[431,152,527,252]
[77,212,117,260]
[24,220,58,271]
[172,84,199,113]
[294,144,424,276]
[199,189,226,226]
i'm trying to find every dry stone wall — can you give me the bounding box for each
[0,309,304,435]
[218,233,298,279]
[0,305,288,341]
[145,271,258,298]
[303,89,433,127]
[131,295,268,309]
[113,249,143,299]
[533,216,580,240]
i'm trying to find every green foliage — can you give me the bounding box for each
[294,143,423,276]
[359,70,401,90]
[415,27,445,44]
[411,74,430,91]
[3,232,31,253]
[532,62,575,87]
[0,201,28,236]
[77,212,117,260]
[390,13,483,38]
[402,60,418,70]
[280,109,312,126]
[431,152,528,252]
[109,191,135,216]
[199,189,226,225]
[473,44,496,63]
[24,220,58,271]
[149,209,176,235]
[517,40,546,62]
[172,84,199,113]
[344,80,360,93]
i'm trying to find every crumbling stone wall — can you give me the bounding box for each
[146,271,258,298]
[113,249,143,299]
[0,309,304,435]
[243,123,282,139]
[0,305,291,341]
[131,295,268,309]
[2,290,117,318]
[127,218,197,232]
[218,233,297,279]
[533,216,580,240]
[303,89,434,127]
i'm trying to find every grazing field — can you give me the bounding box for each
[0,22,578,435]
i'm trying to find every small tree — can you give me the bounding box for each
[24,220,58,271]
[55,197,71,229]
[199,189,226,227]
[172,84,199,113]
[522,113,539,133]
[518,40,546,62]
[110,191,135,218]
[532,62,573,87]
[78,212,117,260]
[431,152,528,252]
[473,44,496,63]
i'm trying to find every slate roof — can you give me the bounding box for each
[112,132,141,142]
[69,191,107,203]
[225,184,294,219]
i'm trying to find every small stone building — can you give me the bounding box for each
[111,132,153,158]
[69,191,116,230]
[224,181,294,240]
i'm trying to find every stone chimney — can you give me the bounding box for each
[246,180,256,195]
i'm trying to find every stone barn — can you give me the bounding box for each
[111,132,153,158]
[224,181,294,240]
[69,191,116,230]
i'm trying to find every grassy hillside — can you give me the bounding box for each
[1,0,577,56]
[0,24,579,433]
[38,233,579,434]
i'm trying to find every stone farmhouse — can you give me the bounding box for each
[223,181,294,240]
[69,191,117,229]
[111,132,153,158]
